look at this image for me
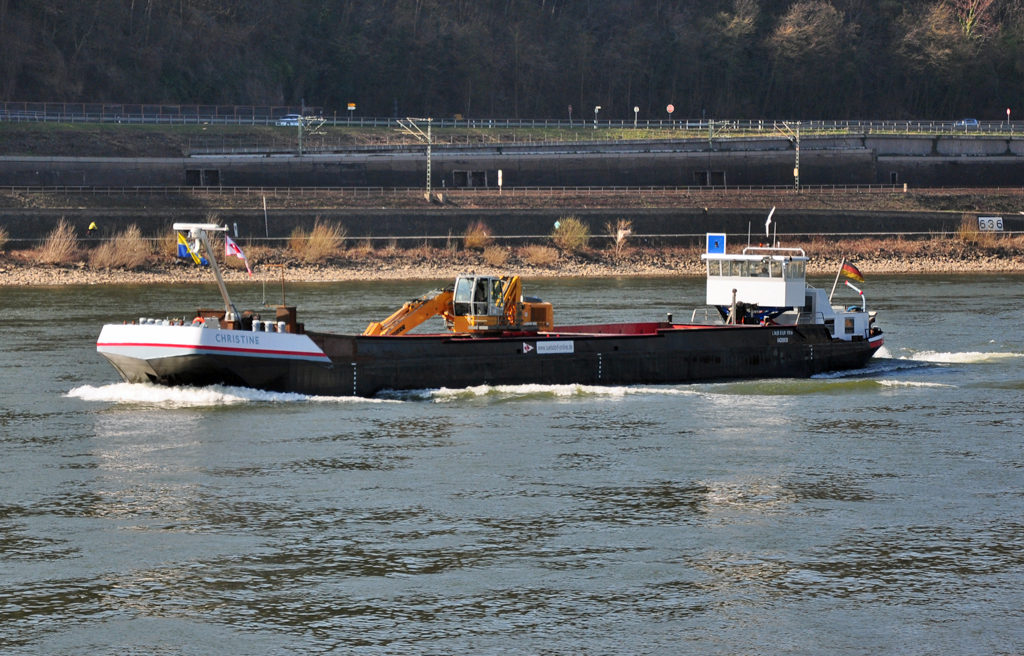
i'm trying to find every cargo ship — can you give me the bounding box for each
[96,223,884,397]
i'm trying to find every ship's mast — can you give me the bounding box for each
[173,223,238,320]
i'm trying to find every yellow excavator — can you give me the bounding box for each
[363,274,553,336]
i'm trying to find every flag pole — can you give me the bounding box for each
[263,196,269,238]
[829,257,845,302]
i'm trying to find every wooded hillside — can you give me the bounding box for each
[1,0,1021,120]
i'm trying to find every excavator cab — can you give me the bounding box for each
[453,275,506,319]
[364,274,553,336]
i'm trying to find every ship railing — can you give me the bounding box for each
[689,308,722,325]
[795,311,827,325]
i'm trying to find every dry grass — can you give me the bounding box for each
[551,215,590,254]
[957,213,999,248]
[290,220,347,263]
[521,244,559,267]
[404,241,434,260]
[89,224,152,269]
[348,237,374,258]
[444,230,458,257]
[0,226,8,252]
[242,242,273,263]
[482,245,509,266]
[157,232,180,259]
[605,219,632,255]
[35,218,81,264]
[463,220,493,250]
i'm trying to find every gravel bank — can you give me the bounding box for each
[3,248,1022,286]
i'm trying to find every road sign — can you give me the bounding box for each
[666,104,674,114]
[347,103,356,111]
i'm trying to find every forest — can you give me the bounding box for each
[1,0,1022,120]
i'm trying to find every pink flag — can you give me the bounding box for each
[224,235,252,276]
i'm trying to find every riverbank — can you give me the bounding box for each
[3,237,1022,286]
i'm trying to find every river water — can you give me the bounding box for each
[2,275,1023,654]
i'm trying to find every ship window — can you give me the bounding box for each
[454,277,473,316]
[491,279,504,310]
[473,279,489,315]
[845,318,855,334]
[708,261,721,276]
[769,260,782,277]
[787,261,805,279]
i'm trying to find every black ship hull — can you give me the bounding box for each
[101,322,884,397]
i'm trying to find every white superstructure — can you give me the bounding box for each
[702,246,808,308]
[700,245,876,342]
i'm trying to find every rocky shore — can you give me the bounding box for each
[2,244,1022,286]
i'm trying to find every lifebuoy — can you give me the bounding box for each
[192,317,204,326]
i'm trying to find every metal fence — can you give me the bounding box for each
[0,184,913,197]
[0,107,1019,136]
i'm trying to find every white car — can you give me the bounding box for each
[275,114,302,126]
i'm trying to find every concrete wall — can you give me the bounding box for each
[3,207,1012,243]
[1,133,1023,188]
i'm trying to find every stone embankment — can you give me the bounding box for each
[2,247,1022,286]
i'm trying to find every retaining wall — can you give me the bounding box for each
[2,134,1023,188]
[2,207,1013,244]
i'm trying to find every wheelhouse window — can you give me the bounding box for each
[473,278,489,315]
[454,277,473,316]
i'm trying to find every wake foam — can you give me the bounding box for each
[877,380,955,388]
[385,383,701,402]
[901,351,1024,364]
[811,356,929,379]
[66,382,396,406]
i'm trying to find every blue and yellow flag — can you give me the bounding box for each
[176,232,207,265]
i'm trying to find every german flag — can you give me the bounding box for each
[841,261,864,283]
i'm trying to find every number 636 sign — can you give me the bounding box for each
[978,216,1004,232]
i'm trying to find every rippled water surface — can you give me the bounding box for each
[2,275,1024,654]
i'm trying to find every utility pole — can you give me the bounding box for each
[778,122,801,192]
[794,125,800,192]
[296,114,326,157]
[396,117,433,200]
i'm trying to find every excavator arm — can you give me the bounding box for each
[363,287,455,336]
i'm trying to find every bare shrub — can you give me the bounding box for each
[957,213,979,242]
[383,238,398,255]
[522,244,559,267]
[0,226,8,252]
[483,245,508,267]
[288,226,309,258]
[35,218,81,265]
[157,232,180,259]
[957,213,996,248]
[89,225,151,269]
[605,219,632,255]
[464,220,493,250]
[290,220,347,263]
[551,216,590,254]
[305,221,347,262]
